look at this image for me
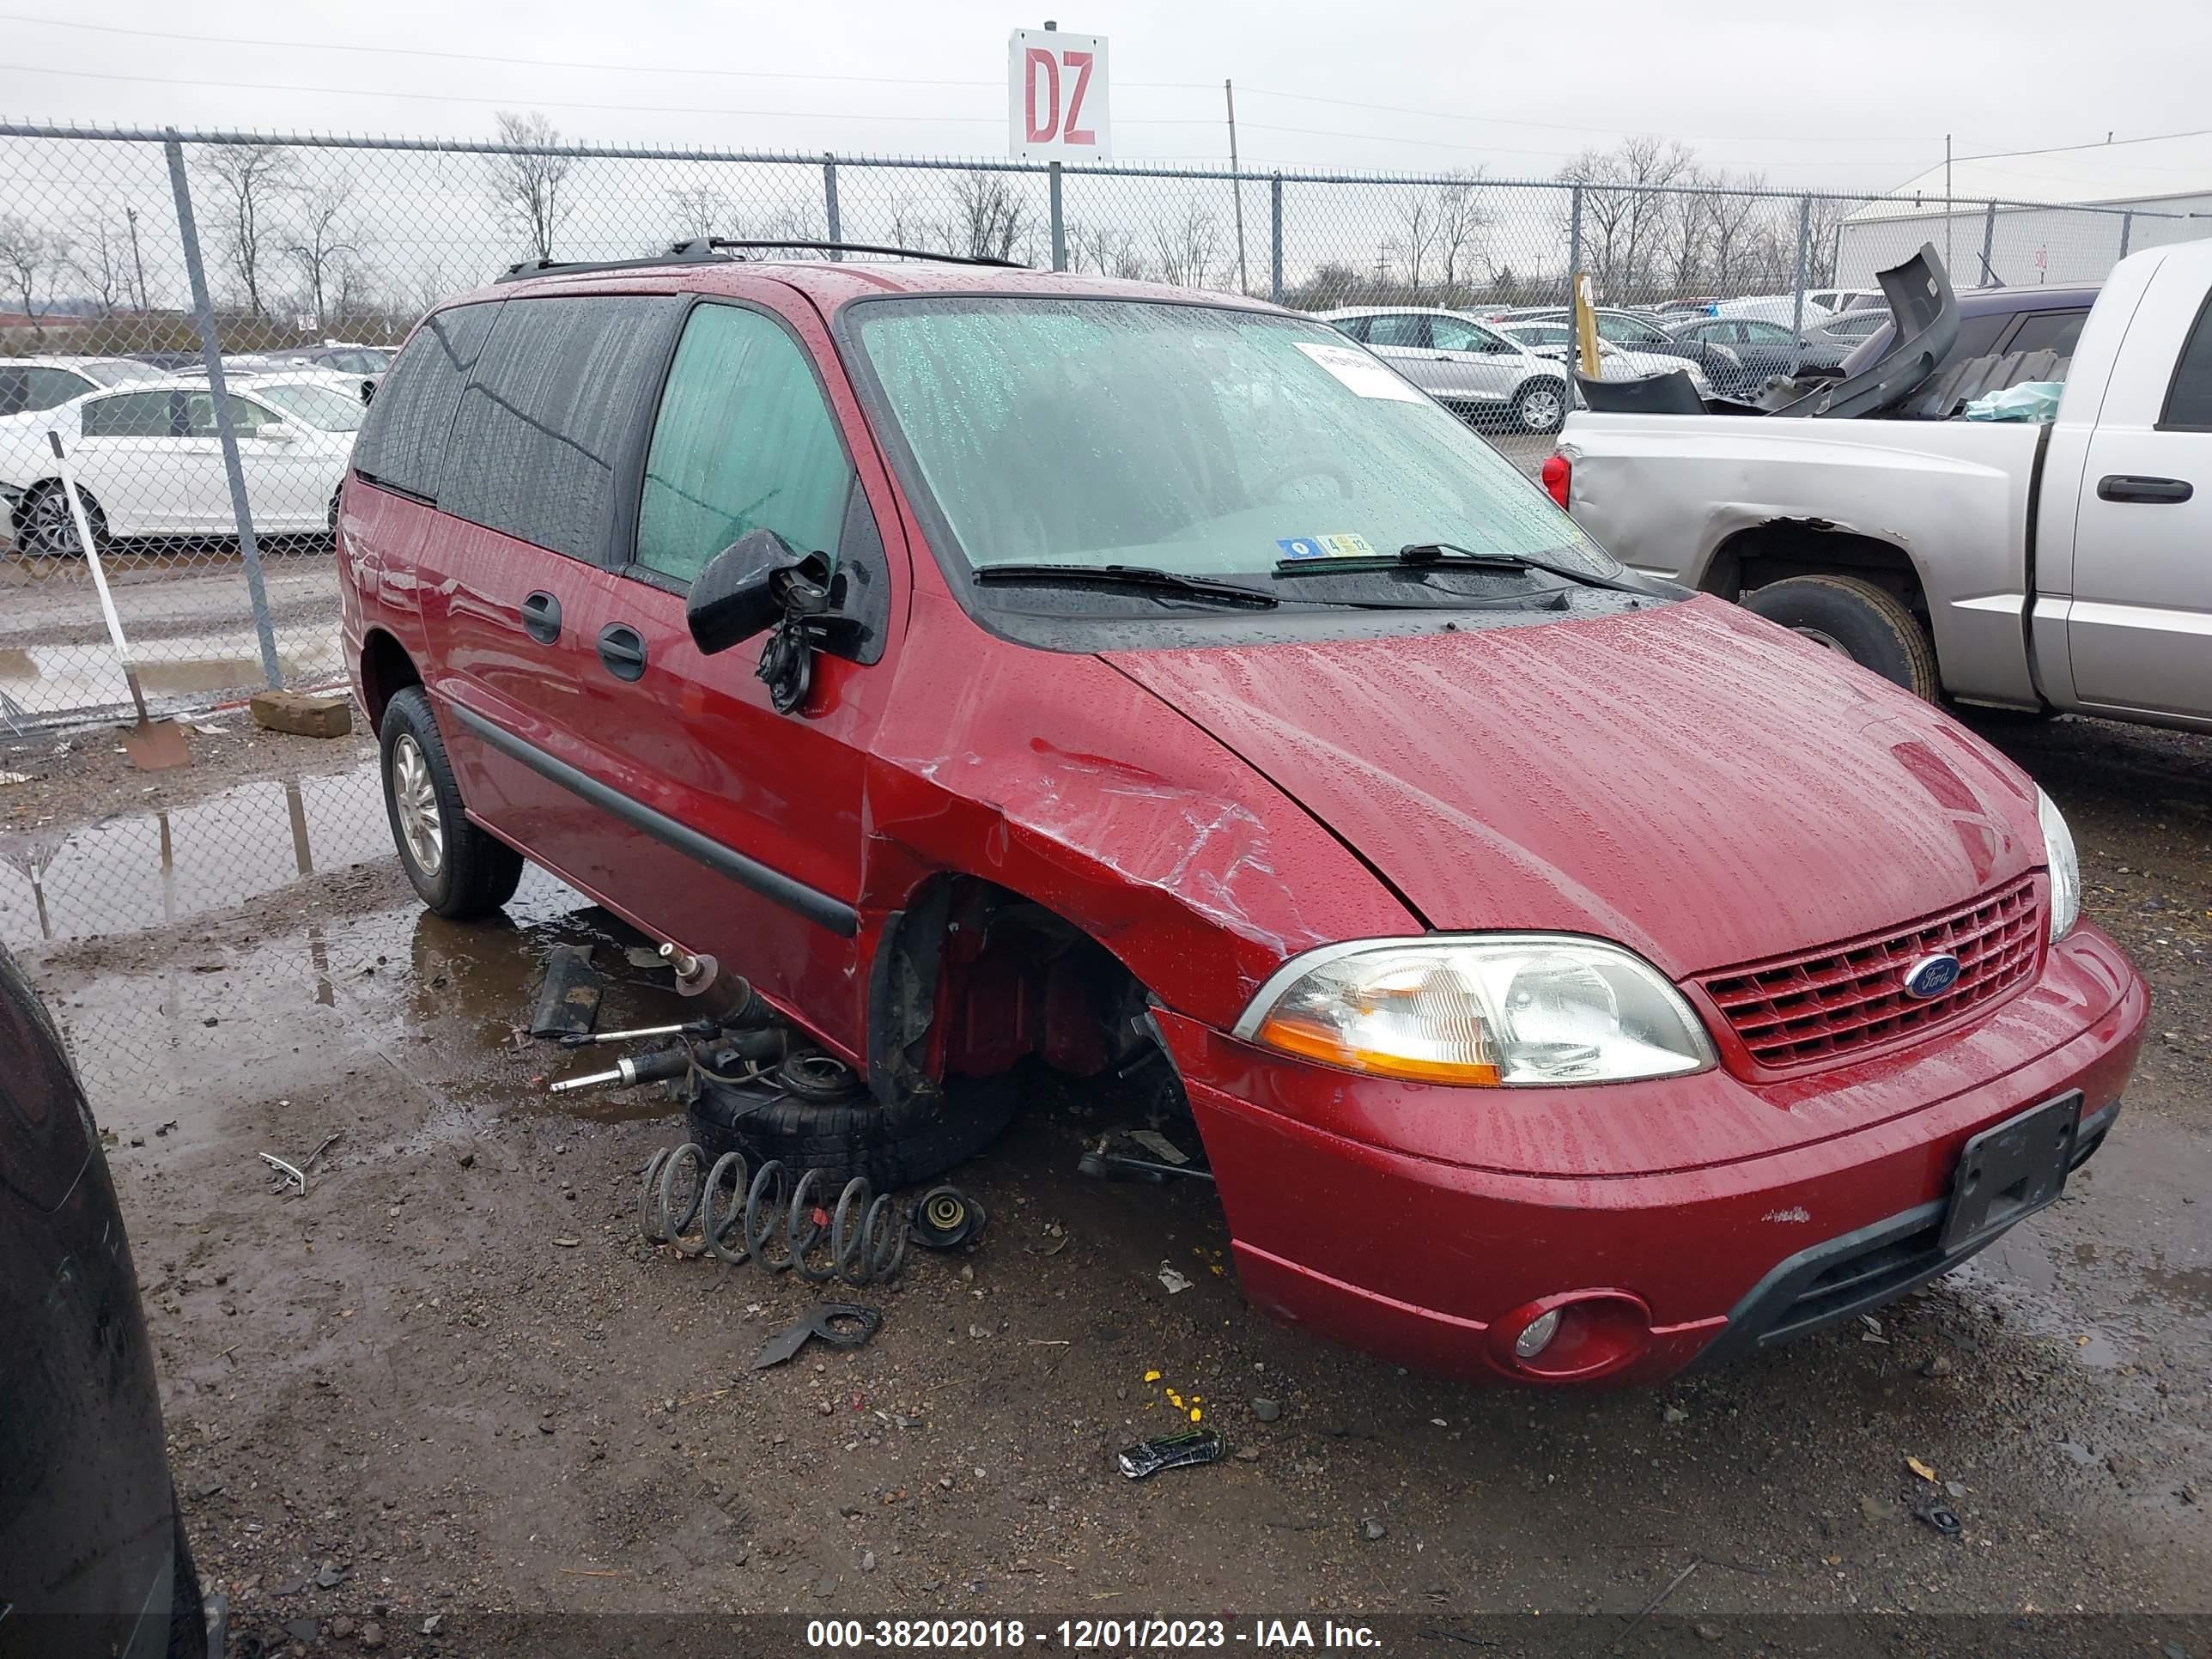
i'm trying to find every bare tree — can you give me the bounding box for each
[1803,194,1850,288]
[0,214,57,325]
[66,206,134,316]
[1070,220,1147,280]
[285,179,364,330]
[1434,173,1491,300]
[484,111,576,262]
[1556,137,1696,301]
[195,143,296,317]
[1702,172,1768,295]
[1151,204,1222,289]
[950,171,1029,262]
[669,185,744,242]
[1389,188,1442,299]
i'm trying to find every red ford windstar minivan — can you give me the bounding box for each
[337,246,2145,1384]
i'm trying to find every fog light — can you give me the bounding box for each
[1514,1308,1562,1359]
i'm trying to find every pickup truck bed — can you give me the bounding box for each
[1556,235,2212,731]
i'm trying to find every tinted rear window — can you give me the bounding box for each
[351,301,500,501]
[439,295,680,561]
[2007,308,2089,359]
[2166,294,2212,428]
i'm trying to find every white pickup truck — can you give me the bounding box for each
[1554,236,2212,728]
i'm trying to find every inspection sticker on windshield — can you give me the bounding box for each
[1277,533,1377,561]
[1293,341,1426,402]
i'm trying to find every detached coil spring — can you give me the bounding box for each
[637,1144,909,1289]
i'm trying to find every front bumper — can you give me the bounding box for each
[1162,924,2148,1385]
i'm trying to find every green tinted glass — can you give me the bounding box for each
[636,304,852,584]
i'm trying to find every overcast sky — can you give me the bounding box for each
[5,0,2209,192]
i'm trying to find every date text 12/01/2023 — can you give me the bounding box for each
[804,1619,1383,1649]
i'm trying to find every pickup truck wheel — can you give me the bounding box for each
[686,1069,1017,1190]
[1512,378,1567,435]
[1741,574,1940,702]
[379,685,525,918]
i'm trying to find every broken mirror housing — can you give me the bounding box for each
[686,528,830,655]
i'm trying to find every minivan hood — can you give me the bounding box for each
[1103,596,2039,978]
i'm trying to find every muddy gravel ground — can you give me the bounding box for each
[3,706,2209,1656]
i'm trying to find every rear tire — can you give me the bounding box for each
[1740,574,1941,702]
[1512,377,1567,435]
[166,1492,210,1659]
[379,684,524,918]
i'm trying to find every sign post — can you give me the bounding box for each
[1008,27,1110,162]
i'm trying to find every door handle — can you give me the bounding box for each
[2098,474,2194,504]
[597,623,647,682]
[520,590,562,644]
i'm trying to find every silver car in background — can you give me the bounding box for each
[1318,306,1571,434]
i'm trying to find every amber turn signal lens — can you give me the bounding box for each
[1252,1012,1504,1086]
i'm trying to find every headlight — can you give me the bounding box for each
[2038,787,2080,941]
[1232,935,1715,1087]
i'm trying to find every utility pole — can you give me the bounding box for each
[125,204,148,313]
[1226,79,1249,295]
[1944,133,1954,277]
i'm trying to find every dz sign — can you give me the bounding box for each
[1008,28,1110,161]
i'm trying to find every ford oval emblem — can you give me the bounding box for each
[1902,953,1962,1000]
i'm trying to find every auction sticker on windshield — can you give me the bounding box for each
[1277,533,1378,561]
[1292,340,1425,401]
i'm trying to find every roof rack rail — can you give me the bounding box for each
[495,245,731,284]
[679,238,1028,269]
[495,238,1027,287]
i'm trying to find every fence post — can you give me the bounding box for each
[1048,161,1066,271]
[2119,210,2134,261]
[1565,183,1583,315]
[1269,174,1284,304]
[1789,194,1811,376]
[822,155,842,259]
[163,132,282,693]
[1980,202,1996,284]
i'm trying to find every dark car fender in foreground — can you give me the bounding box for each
[0,944,208,1657]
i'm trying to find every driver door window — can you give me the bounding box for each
[1363,314,1431,349]
[635,303,853,585]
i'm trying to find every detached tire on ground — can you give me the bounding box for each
[685,1071,1018,1189]
[378,684,524,919]
[1740,574,1941,702]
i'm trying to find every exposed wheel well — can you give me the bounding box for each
[358,629,421,734]
[867,872,1179,1115]
[1703,522,1928,621]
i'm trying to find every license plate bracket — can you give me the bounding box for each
[1940,1091,2081,1252]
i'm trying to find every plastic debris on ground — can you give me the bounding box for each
[1116,1429,1225,1480]
[1962,381,2063,422]
[1158,1264,1194,1294]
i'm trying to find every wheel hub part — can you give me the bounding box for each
[1791,625,1852,655]
[391,733,445,876]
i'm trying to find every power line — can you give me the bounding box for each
[0,11,2008,151]
[0,61,1233,125]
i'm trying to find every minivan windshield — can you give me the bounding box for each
[849,297,1620,589]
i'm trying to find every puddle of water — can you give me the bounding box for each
[1962,1115,2212,1379]
[0,761,392,944]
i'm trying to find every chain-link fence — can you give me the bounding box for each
[2,122,2198,730]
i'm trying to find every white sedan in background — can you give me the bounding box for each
[1319,306,1577,433]
[1492,320,1717,398]
[0,370,366,556]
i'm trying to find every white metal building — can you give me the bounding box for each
[1837,132,2212,289]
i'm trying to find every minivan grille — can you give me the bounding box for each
[1697,878,2042,1073]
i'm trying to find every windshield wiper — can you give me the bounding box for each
[1273,541,1638,592]
[974,562,1278,609]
